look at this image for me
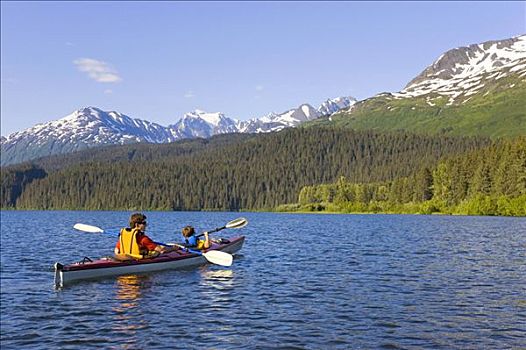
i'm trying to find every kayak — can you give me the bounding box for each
[54,236,245,287]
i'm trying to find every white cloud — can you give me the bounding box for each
[74,58,122,83]
[104,89,113,94]
[184,90,195,98]
[256,85,264,91]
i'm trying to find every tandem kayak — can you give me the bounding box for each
[54,236,245,287]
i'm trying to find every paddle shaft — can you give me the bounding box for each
[196,226,226,238]
[196,217,247,237]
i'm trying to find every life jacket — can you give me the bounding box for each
[119,228,145,259]
[184,234,198,247]
[183,234,205,249]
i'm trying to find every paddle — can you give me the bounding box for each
[73,223,234,266]
[170,244,233,266]
[196,217,248,238]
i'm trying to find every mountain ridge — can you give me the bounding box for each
[1,97,356,165]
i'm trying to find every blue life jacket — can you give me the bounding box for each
[183,234,198,247]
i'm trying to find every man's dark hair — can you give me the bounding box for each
[129,213,147,228]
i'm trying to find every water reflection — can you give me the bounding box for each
[200,268,234,290]
[198,268,237,310]
[113,274,149,308]
[110,275,152,349]
[198,268,239,344]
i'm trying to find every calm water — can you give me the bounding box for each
[1,211,525,349]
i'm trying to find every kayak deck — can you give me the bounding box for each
[54,236,245,287]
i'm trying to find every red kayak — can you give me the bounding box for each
[54,236,245,287]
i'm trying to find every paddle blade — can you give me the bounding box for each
[203,250,233,267]
[73,223,104,233]
[225,217,248,229]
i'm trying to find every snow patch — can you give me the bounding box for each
[400,35,526,104]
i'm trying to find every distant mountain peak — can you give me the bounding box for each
[1,107,178,165]
[185,110,226,127]
[318,96,357,115]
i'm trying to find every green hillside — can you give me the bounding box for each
[310,77,526,138]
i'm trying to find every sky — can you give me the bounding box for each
[1,1,525,136]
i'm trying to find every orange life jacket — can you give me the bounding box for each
[118,228,144,259]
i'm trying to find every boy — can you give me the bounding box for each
[181,225,210,250]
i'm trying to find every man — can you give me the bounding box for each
[114,213,178,259]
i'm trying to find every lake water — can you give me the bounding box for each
[0,211,525,349]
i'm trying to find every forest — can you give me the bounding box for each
[1,127,496,212]
[280,137,526,216]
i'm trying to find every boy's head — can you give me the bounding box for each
[182,225,195,238]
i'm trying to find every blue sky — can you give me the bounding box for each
[1,1,525,136]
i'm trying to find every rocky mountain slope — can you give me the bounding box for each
[317,35,526,138]
[398,35,526,104]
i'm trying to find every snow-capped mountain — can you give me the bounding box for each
[393,35,526,104]
[169,110,239,139]
[239,104,320,133]
[317,96,356,115]
[4,107,177,145]
[1,107,179,165]
[238,98,357,133]
[1,97,355,165]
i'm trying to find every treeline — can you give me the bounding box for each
[282,137,526,216]
[18,133,256,172]
[0,164,47,207]
[1,128,490,211]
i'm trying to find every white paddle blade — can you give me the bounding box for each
[73,223,104,233]
[203,250,233,267]
[226,217,248,229]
